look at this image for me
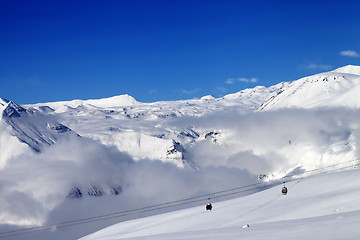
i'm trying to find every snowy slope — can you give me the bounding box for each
[0,98,79,170]
[259,66,360,110]
[79,168,360,240]
[28,94,140,113]
[332,64,360,75]
[0,99,76,153]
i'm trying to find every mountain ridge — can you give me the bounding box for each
[258,65,360,110]
[2,65,360,168]
[25,65,360,113]
[0,99,77,153]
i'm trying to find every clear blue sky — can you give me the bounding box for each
[1,0,360,104]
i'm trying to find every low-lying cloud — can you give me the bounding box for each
[1,107,360,240]
[0,133,256,239]
[169,107,360,175]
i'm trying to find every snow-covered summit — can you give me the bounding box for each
[84,94,140,107]
[0,97,9,105]
[29,94,140,113]
[0,98,10,118]
[259,66,360,110]
[200,95,216,100]
[332,64,360,75]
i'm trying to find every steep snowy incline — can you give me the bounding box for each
[259,65,360,110]
[0,98,9,116]
[79,168,360,240]
[0,100,77,153]
[332,64,360,75]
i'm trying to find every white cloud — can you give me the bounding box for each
[340,50,359,57]
[0,133,257,239]
[226,78,235,84]
[306,64,332,70]
[216,86,227,93]
[3,105,360,239]
[149,89,157,94]
[178,88,200,95]
[226,77,257,84]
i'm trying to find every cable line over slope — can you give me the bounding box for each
[0,158,358,238]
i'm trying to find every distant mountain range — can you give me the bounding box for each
[2,65,360,162]
[1,65,359,198]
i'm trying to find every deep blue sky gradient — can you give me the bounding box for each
[1,0,360,104]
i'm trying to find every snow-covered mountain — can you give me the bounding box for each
[2,64,359,176]
[0,98,76,153]
[258,65,360,110]
[22,65,360,173]
[0,98,78,170]
[25,77,288,169]
[1,64,358,171]
[1,65,360,240]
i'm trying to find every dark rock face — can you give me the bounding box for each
[67,185,123,199]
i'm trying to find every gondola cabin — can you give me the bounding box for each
[206,203,212,211]
[282,182,288,195]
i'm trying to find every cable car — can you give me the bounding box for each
[282,182,288,195]
[206,198,213,211]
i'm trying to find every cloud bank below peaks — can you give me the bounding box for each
[0,132,256,239]
[169,107,360,178]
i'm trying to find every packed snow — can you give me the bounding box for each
[79,169,360,240]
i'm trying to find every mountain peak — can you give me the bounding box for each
[0,98,9,104]
[200,95,215,100]
[332,65,360,75]
[85,94,140,107]
[0,98,10,117]
[2,101,27,118]
[1,99,77,153]
[259,67,360,111]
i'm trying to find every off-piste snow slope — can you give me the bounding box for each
[258,65,360,110]
[79,168,360,240]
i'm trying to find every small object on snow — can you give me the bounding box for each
[333,208,340,212]
[206,198,213,211]
[242,224,250,228]
[282,182,288,195]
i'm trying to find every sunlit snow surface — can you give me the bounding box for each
[1,66,360,240]
[80,169,360,240]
